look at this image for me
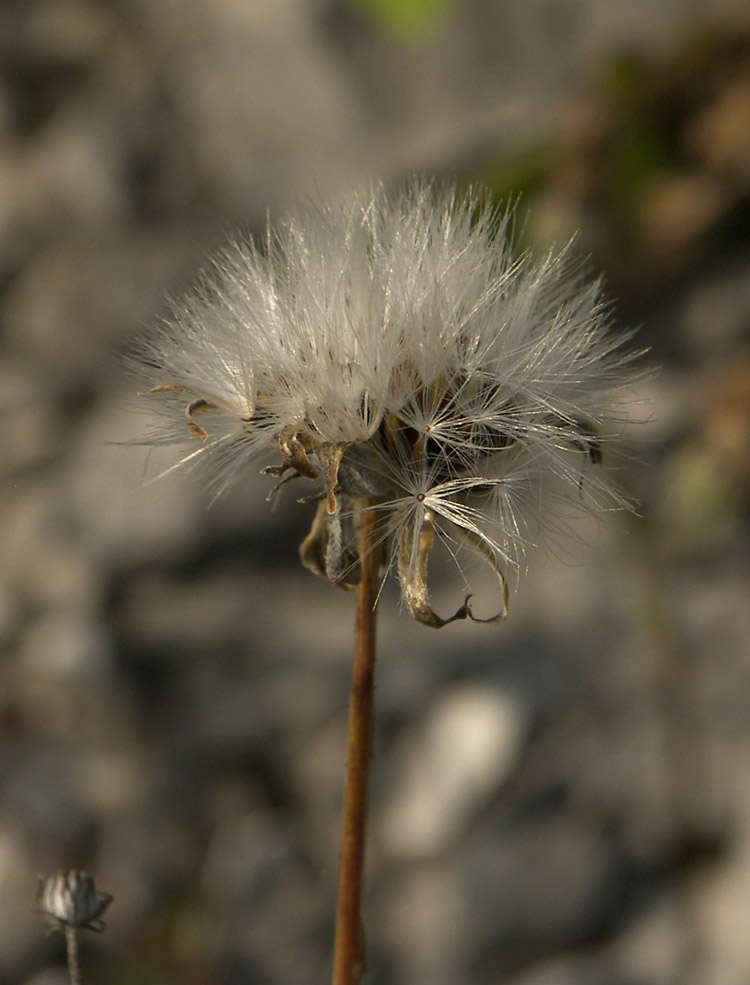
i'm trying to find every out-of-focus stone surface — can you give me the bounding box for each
[380,685,528,858]
[1,1,748,984]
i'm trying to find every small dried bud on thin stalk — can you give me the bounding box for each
[37,871,113,985]
[36,870,113,933]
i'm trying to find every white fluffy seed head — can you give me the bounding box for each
[130,180,639,626]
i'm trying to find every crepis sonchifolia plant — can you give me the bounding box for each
[131,179,639,985]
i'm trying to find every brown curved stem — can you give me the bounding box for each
[331,506,380,985]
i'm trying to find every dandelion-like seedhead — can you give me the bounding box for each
[132,181,637,626]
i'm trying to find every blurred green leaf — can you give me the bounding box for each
[473,142,555,208]
[350,0,457,36]
[606,120,674,215]
[108,959,162,985]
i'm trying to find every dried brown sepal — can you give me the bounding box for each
[451,523,509,624]
[299,498,360,589]
[186,398,218,440]
[299,499,329,580]
[397,513,471,628]
[318,442,356,583]
[325,491,349,583]
[261,461,306,501]
[292,441,361,589]
[278,426,319,480]
[319,442,348,515]
[398,511,508,628]
[146,385,218,441]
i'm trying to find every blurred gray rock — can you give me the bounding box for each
[379,684,528,858]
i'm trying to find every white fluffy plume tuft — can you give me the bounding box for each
[130,180,639,626]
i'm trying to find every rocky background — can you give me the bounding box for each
[2,0,750,983]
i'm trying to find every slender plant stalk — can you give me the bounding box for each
[331,506,380,985]
[65,926,82,985]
